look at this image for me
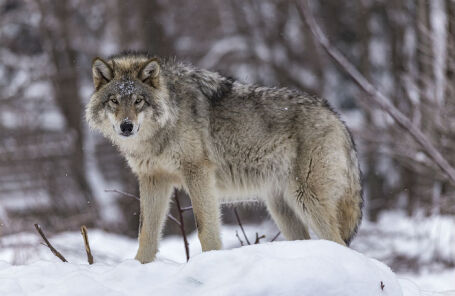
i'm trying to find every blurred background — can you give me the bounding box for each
[0,0,454,281]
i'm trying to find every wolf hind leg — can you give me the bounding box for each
[266,192,310,240]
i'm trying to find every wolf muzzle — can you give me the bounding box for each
[120,119,134,137]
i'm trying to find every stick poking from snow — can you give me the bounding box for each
[80,225,94,264]
[174,191,190,261]
[233,208,251,245]
[270,231,281,242]
[235,230,245,246]
[34,224,68,263]
[254,233,266,244]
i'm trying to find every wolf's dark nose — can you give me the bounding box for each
[120,120,134,134]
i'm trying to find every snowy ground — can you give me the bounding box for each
[352,212,455,295]
[0,212,454,295]
[0,240,402,296]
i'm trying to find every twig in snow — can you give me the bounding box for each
[254,232,266,244]
[270,231,281,242]
[233,207,251,245]
[174,190,190,261]
[235,230,245,246]
[34,223,67,262]
[80,225,94,264]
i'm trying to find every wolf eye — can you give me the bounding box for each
[110,98,119,104]
[135,98,143,105]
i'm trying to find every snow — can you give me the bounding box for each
[115,80,136,96]
[0,212,453,295]
[399,269,455,295]
[0,240,402,296]
[352,211,455,268]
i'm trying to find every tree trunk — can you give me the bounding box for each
[415,0,435,215]
[36,0,98,223]
[137,0,174,56]
[356,0,386,221]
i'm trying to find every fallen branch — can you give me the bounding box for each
[34,224,67,263]
[80,225,94,264]
[298,0,455,185]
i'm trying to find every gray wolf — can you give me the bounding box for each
[86,52,363,263]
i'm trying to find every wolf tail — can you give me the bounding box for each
[338,189,363,246]
[338,141,363,246]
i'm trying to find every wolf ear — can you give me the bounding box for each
[92,58,113,90]
[140,59,160,88]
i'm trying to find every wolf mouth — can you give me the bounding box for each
[120,132,133,137]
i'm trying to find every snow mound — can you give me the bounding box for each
[0,240,402,296]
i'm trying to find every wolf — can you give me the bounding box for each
[86,52,363,263]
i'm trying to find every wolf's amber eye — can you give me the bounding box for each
[110,98,119,104]
[135,98,143,105]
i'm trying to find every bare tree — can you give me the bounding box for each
[35,0,98,221]
[299,0,455,184]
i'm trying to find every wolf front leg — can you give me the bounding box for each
[135,174,173,264]
[183,163,222,252]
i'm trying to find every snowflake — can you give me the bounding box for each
[116,80,136,96]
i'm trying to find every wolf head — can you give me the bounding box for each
[86,53,174,140]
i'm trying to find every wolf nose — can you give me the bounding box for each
[120,120,134,133]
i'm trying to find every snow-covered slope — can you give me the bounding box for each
[0,240,401,296]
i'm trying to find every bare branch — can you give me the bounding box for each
[270,232,281,242]
[298,0,455,185]
[80,225,94,265]
[34,224,67,263]
[233,207,251,245]
[180,206,193,212]
[104,189,140,201]
[235,230,245,246]
[174,191,190,261]
[167,214,181,226]
[254,232,266,244]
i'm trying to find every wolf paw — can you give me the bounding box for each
[135,251,156,264]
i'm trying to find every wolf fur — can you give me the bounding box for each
[86,52,363,264]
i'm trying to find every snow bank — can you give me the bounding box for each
[352,211,455,268]
[0,240,402,296]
